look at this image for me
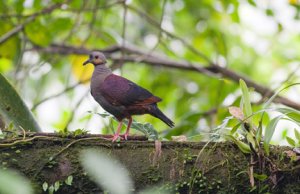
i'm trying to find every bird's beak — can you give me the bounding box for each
[83,59,91,66]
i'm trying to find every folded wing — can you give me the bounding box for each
[100,74,162,106]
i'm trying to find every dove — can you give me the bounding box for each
[83,51,174,141]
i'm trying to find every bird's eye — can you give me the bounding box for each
[95,56,99,59]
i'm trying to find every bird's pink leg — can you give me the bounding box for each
[123,117,132,140]
[112,121,123,142]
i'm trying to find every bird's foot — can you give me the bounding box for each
[121,133,129,140]
[112,134,123,142]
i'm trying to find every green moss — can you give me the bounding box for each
[157,171,224,194]
[142,167,162,183]
[0,138,298,193]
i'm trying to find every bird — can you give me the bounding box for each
[83,51,174,141]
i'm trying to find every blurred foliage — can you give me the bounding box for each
[0,168,33,194]
[0,73,41,132]
[0,0,299,142]
[80,149,171,194]
[80,149,134,194]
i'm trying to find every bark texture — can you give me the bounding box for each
[0,134,299,194]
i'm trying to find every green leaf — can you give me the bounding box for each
[248,0,256,6]
[256,113,264,143]
[286,136,296,147]
[42,182,48,192]
[69,0,83,9]
[294,129,300,142]
[24,18,52,47]
[264,83,300,108]
[239,79,252,122]
[54,181,60,191]
[264,115,284,155]
[253,173,268,181]
[49,18,72,37]
[123,120,158,140]
[73,129,88,136]
[0,58,13,73]
[80,149,133,194]
[48,185,54,194]
[15,0,25,14]
[231,122,242,134]
[226,135,251,153]
[0,21,21,59]
[246,132,257,150]
[0,168,33,194]
[139,187,171,194]
[65,175,73,186]
[90,111,111,118]
[0,73,41,132]
[265,9,274,16]
[275,107,300,123]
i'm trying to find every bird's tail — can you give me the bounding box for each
[150,106,174,127]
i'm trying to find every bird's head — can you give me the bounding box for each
[83,51,107,66]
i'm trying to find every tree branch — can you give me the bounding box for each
[0,2,67,45]
[28,43,300,110]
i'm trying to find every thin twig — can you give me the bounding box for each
[127,5,212,64]
[62,1,87,43]
[81,0,99,46]
[64,90,90,131]
[13,38,27,87]
[33,136,112,178]
[249,155,255,187]
[129,0,167,64]
[65,0,124,12]
[0,136,52,147]
[31,79,89,110]
[121,0,128,65]
[0,15,34,45]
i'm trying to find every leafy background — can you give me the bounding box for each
[0,0,300,144]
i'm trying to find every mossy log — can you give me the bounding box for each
[0,133,299,194]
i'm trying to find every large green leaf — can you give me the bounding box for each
[0,73,41,132]
[0,168,33,194]
[80,149,133,194]
[263,115,284,155]
[275,107,300,124]
[239,79,252,122]
[226,135,251,154]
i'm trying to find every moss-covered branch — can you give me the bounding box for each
[0,134,299,194]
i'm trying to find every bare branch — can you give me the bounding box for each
[0,15,34,45]
[0,0,70,44]
[28,44,300,110]
[0,2,66,45]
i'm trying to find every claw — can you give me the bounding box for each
[121,133,128,140]
[124,133,128,140]
[111,118,132,142]
[122,117,132,141]
[111,121,123,142]
[112,134,123,142]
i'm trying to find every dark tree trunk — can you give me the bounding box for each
[0,133,299,194]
